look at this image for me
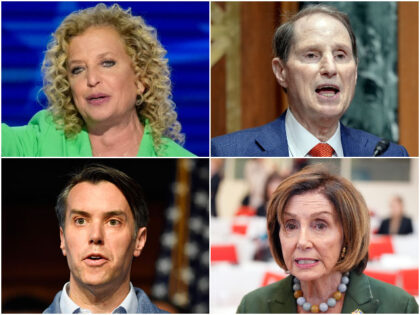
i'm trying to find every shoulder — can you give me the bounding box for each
[159,138,196,157]
[2,110,58,157]
[43,291,62,313]
[211,117,286,157]
[140,122,195,157]
[341,125,409,157]
[134,287,168,314]
[237,277,293,313]
[364,274,418,312]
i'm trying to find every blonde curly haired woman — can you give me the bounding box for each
[2,3,194,157]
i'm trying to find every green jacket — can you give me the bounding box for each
[237,272,418,313]
[2,110,195,157]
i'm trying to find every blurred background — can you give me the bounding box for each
[211,2,418,156]
[211,158,418,313]
[2,2,209,156]
[2,158,209,313]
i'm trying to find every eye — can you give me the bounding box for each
[304,52,319,60]
[71,66,84,75]
[102,60,116,67]
[108,219,121,226]
[75,218,86,225]
[284,220,298,231]
[335,51,348,60]
[313,221,327,231]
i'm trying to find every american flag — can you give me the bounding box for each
[152,159,209,313]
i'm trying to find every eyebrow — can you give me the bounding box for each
[283,211,334,218]
[67,52,114,66]
[69,209,127,220]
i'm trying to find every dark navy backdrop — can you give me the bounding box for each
[2,2,209,156]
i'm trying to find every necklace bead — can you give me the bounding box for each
[319,303,328,312]
[327,298,336,307]
[310,305,319,313]
[303,302,311,311]
[297,297,306,306]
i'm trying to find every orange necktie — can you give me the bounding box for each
[309,143,334,157]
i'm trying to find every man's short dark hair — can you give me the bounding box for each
[56,164,148,231]
[273,4,358,63]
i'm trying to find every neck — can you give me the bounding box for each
[289,107,339,142]
[68,277,131,313]
[88,112,143,157]
[299,271,342,305]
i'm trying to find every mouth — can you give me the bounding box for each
[86,94,110,105]
[294,258,319,268]
[315,84,340,98]
[83,254,108,266]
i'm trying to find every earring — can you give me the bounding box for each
[135,96,142,106]
[340,246,347,259]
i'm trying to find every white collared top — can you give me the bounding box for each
[285,109,344,157]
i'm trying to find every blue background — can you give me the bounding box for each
[2,2,209,156]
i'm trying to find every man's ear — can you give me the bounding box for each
[133,227,147,257]
[60,227,67,257]
[272,57,288,89]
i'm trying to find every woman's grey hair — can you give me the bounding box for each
[273,4,358,63]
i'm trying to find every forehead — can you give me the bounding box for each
[66,181,131,215]
[283,191,336,218]
[292,13,352,48]
[68,25,127,57]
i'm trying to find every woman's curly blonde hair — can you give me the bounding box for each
[42,3,184,150]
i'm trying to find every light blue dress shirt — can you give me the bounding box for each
[59,282,138,314]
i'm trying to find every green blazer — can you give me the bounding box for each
[2,110,195,157]
[237,272,418,313]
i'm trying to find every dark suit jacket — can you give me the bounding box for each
[237,272,418,313]
[377,216,414,235]
[43,287,167,313]
[211,112,409,157]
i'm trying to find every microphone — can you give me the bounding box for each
[373,139,390,156]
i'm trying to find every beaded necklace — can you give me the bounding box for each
[293,272,350,313]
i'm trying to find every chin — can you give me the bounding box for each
[292,270,323,282]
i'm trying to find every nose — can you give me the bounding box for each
[89,222,104,245]
[320,54,337,78]
[296,227,312,250]
[86,68,100,87]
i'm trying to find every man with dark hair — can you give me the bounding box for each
[44,164,166,313]
[211,5,408,157]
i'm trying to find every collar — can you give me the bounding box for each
[267,276,297,313]
[342,272,380,313]
[59,282,138,314]
[80,120,158,157]
[285,109,343,157]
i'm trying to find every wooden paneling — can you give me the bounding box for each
[211,56,227,137]
[240,2,284,129]
[398,2,419,156]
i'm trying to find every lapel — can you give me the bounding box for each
[342,272,380,313]
[254,112,289,156]
[341,123,370,157]
[267,276,297,313]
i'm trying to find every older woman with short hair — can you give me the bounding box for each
[2,3,194,157]
[237,165,418,313]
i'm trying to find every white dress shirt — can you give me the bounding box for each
[285,109,344,157]
[60,282,138,313]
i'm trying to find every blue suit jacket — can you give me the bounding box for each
[211,112,409,157]
[43,287,167,313]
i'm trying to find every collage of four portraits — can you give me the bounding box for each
[1,1,419,314]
